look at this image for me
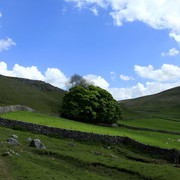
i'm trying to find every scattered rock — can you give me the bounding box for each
[29,139,46,149]
[12,134,18,139]
[2,150,20,157]
[107,146,111,149]
[68,142,76,148]
[94,152,103,155]
[109,154,118,159]
[26,137,32,141]
[6,138,19,145]
[111,124,119,127]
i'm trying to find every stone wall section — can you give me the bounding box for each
[0,105,36,114]
[0,117,179,164]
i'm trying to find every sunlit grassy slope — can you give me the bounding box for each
[1,126,180,180]
[0,74,65,114]
[1,111,180,150]
[119,86,180,118]
[118,118,180,133]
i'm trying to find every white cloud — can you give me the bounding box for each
[161,48,179,56]
[120,74,134,81]
[135,64,180,82]
[65,0,180,43]
[90,7,99,16]
[45,68,68,88]
[109,81,180,100]
[0,61,68,89]
[2,61,180,101]
[0,12,2,18]
[0,38,16,52]
[169,32,180,43]
[83,74,110,89]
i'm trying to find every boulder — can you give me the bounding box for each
[29,139,46,149]
[12,134,18,138]
[6,138,19,145]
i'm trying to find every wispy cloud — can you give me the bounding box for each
[120,74,134,81]
[90,7,98,16]
[0,38,16,52]
[65,0,180,44]
[161,48,179,57]
[110,71,116,81]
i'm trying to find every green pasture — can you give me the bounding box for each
[0,126,180,180]
[119,117,180,133]
[1,111,180,150]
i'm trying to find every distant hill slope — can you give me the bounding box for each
[119,86,180,118]
[0,74,66,114]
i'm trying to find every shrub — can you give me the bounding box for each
[61,85,123,124]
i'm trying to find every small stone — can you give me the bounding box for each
[29,139,46,149]
[94,152,103,155]
[6,138,19,145]
[9,150,15,154]
[68,142,76,148]
[26,138,32,141]
[109,154,118,159]
[107,146,111,149]
[16,153,20,156]
[12,134,18,139]
[111,124,119,127]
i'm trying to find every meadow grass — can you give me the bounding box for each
[0,126,180,180]
[1,111,180,150]
[118,117,180,133]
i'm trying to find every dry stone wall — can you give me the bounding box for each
[0,117,179,164]
[0,105,36,114]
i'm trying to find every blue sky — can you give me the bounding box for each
[0,0,180,100]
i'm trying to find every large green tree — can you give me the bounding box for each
[61,85,123,124]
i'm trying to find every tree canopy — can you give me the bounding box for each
[61,85,123,124]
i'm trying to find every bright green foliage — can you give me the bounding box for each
[61,85,123,124]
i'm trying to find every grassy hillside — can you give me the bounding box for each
[1,111,180,150]
[1,126,180,180]
[119,86,180,118]
[0,74,65,114]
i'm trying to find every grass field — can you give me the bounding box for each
[1,111,180,150]
[118,117,180,133]
[0,126,180,180]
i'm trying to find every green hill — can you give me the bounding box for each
[0,74,65,114]
[119,86,180,118]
